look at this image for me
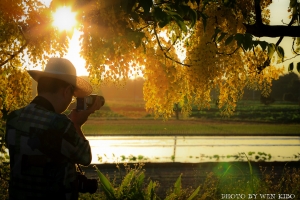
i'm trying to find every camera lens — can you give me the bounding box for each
[85,94,97,107]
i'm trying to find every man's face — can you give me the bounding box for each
[60,85,75,113]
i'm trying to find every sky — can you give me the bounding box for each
[29,0,89,76]
[264,0,300,67]
[33,0,299,76]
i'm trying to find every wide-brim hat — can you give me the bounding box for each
[27,57,92,97]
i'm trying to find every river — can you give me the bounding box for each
[87,136,300,164]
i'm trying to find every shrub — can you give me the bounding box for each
[78,160,300,200]
[260,95,275,105]
[283,93,297,102]
[0,124,9,200]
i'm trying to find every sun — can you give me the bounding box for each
[52,6,77,31]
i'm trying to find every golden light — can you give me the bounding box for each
[52,6,77,31]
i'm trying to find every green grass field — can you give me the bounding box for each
[81,100,300,136]
[4,99,297,137]
[82,119,300,136]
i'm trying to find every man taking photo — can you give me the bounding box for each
[5,57,101,200]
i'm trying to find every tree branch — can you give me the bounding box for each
[245,0,299,38]
[216,47,240,55]
[254,0,263,26]
[292,37,300,56]
[153,26,191,67]
[244,23,300,38]
[0,42,28,68]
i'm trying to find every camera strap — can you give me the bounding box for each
[76,164,84,175]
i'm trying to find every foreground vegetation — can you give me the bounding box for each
[79,160,300,200]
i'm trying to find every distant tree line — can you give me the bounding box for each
[96,78,144,102]
[242,72,300,104]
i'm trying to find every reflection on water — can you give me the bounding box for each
[87,136,300,164]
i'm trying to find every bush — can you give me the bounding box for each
[79,163,200,200]
[283,93,297,102]
[260,95,275,105]
[0,123,9,200]
[78,160,300,200]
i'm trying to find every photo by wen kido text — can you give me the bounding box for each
[221,193,296,199]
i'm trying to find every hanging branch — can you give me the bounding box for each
[276,15,297,46]
[0,42,28,68]
[253,0,297,73]
[292,37,300,56]
[216,47,240,56]
[153,26,191,67]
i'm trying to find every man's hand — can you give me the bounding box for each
[68,96,102,127]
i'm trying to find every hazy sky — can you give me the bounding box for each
[266,0,298,62]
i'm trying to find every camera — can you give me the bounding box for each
[77,172,98,194]
[76,94,105,110]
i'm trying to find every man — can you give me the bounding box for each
[5,58,101,200]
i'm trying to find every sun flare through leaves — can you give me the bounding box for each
[52,6,77,32]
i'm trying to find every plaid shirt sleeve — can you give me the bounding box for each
[58,115,92,166]
[5,103,92,199]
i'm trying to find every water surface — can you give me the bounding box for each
[87,136,300,164]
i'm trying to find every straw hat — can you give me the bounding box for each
[27,57,92,97]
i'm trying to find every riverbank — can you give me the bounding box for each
[82,118,300,136]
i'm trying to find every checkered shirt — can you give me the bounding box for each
[5,96,92,200]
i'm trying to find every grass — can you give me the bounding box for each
[82,118,300,136]
[80,100,300,136]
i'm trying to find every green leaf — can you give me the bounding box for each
[259,41,268,51]
[187,186,200,200]
[165,193,177,200]
[174,174,182,195]
[158,18,170,28]
[118,170,134,196]
[189,9,197,28]
[276,46,285,61]
[289,62,294,71]
[130,12,140,22]
[225,35,234,45]
[136,172,145,188]
[200,12,208,32]
[126,31,146,47]
[253,40,259,47]
[217,32,227,43]
[242,33,253,51]
[139,0,153,15]
[177,5,197,28]
[95,166,115,199]
[153,7,170,28]
[267,43,276,59]
[172,14,187,32]
[211,28,222,42]
[147,180,153,195]
[177,4,190,15]
[146,181,157,199]
[234,33,244,47]
[297,62,300,73]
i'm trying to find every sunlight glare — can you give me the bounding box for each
[52,6,77,31]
